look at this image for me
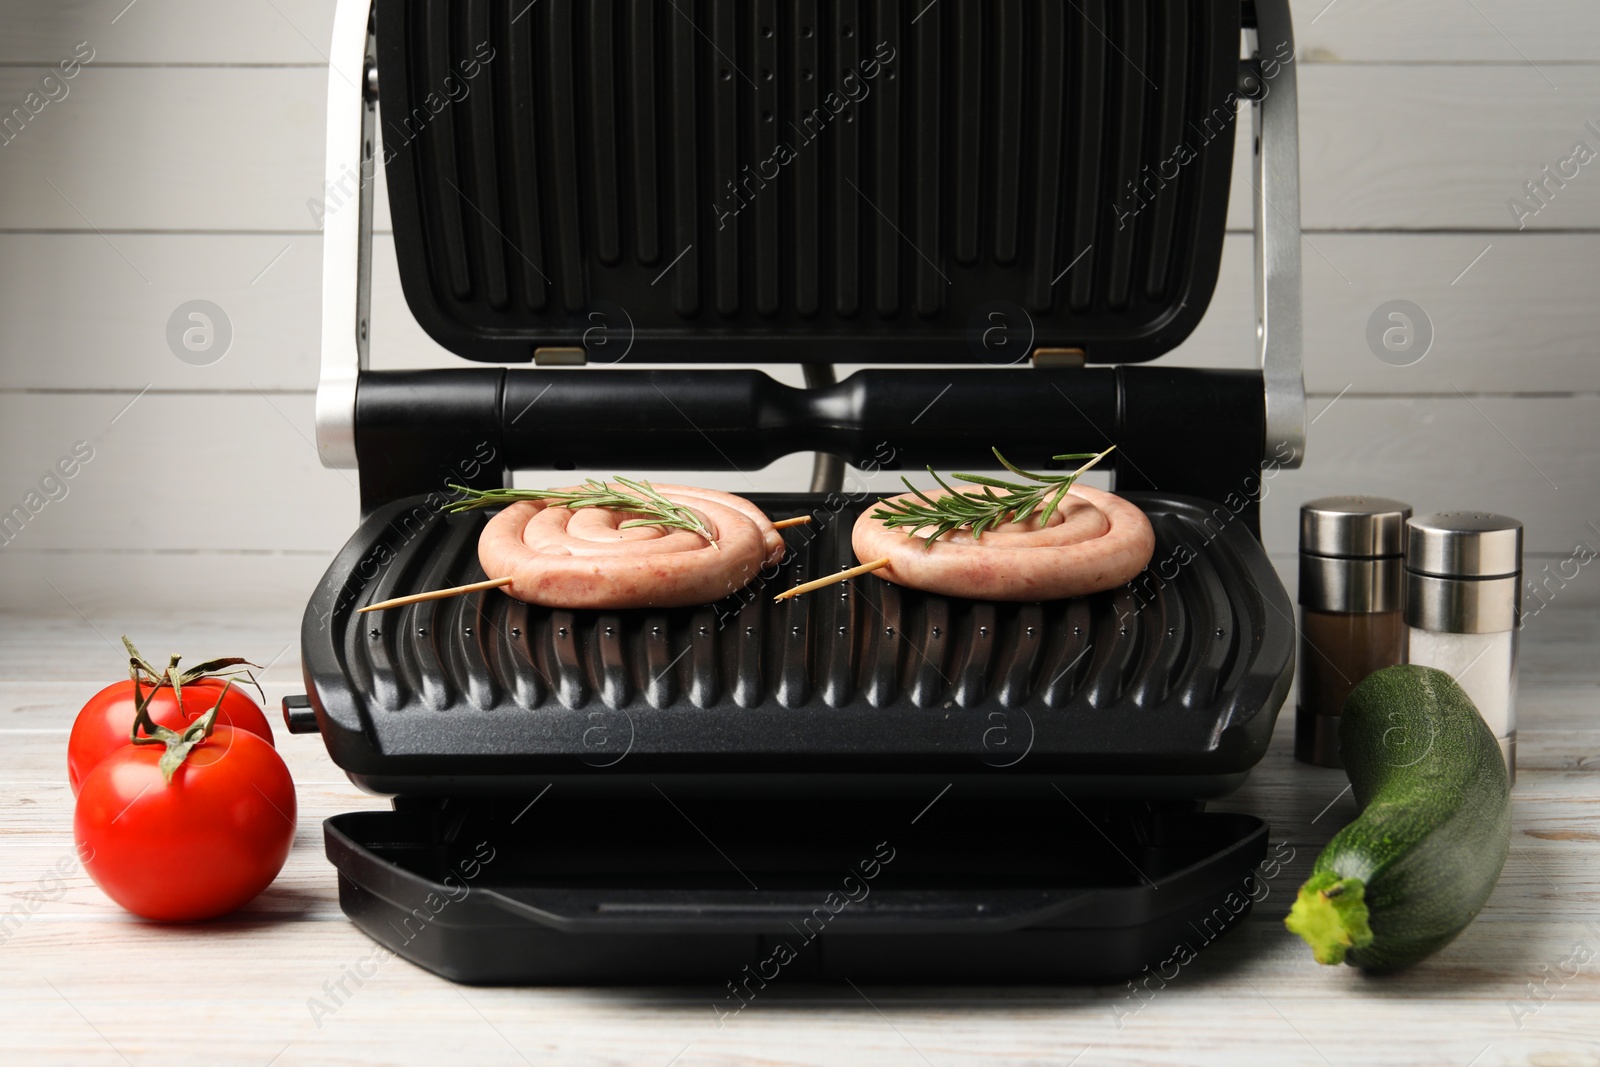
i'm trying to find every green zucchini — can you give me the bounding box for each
[1284,664,1511,970]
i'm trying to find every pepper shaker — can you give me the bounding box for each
[1405,512,1523,784]
[1296,497,1412,767]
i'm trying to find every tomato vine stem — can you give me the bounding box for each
[129,673,231,785]
[121,635,264,708]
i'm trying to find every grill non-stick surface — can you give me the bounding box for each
[301,492,1291,791]
[375,0,1240,364]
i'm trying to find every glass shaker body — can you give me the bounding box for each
[1404,512,1523,784]
[1296,498,1411,768]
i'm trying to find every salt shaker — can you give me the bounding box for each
[1405,512,1523,784]
[1296,497,1412,767]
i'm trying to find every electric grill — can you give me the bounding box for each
[294,0,1305,985]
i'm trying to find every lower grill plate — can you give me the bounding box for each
[301,491,1292,795]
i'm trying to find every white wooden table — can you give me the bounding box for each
[3,605,1596,1067]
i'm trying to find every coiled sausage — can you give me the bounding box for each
[851,483,1155,601]
[478,484,784,609]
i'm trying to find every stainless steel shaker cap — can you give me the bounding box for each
[1300,496,1412,558]
[1406,512,1523,578]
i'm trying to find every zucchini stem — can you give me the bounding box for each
[1285,872,1374,966]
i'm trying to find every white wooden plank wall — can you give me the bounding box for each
[0,0,1597,617]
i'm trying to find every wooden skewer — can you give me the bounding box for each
[773,557,891,602]
[356,515,815,615]
[357,576,514,614]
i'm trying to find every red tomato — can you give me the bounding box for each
[68,679,274,796]
[74,726,296,921]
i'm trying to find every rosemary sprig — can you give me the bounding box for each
[871,445,1116,548]
[443,478,719,546]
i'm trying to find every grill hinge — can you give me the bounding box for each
[1032,348,1087,370]
[534,347,587,367]
[1237,60,1267,100]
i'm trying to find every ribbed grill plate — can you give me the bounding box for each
[301,492,1292,789]
[375,0,1241,363]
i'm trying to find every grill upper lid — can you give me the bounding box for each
[376,0,1242,365]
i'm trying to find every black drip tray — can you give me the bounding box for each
[325,787,1267,985]
[300,491,1292,795]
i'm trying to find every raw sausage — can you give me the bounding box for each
[478,484,785,609]
[851,483,1155,600]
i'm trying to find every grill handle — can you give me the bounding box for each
[352,365,1266,535]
